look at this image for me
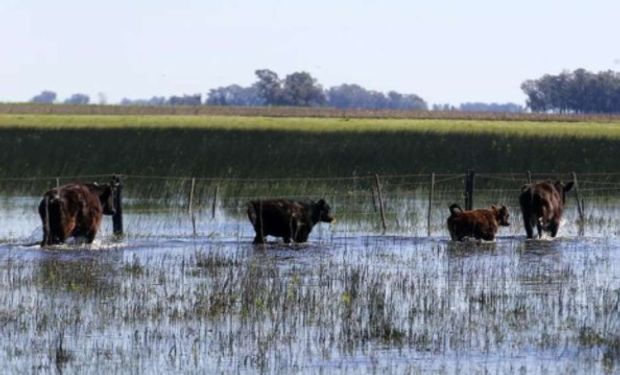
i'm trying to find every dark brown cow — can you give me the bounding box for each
[447,204,510,241]
[519,181,573,239]
[38,181,118,246]
[247,199,334,244]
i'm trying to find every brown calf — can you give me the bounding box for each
[447,204,510,241]
[39,181,118,246]
[247,199,334,244]
[519,181,573,239]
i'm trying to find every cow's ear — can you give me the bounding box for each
[317,199,326,206]
[563,181,574,192]
[491,204,497,210]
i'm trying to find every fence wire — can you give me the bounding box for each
[1,171,619,240]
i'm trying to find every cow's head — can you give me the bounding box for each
[554,181,574,205]
[492,205,510,226]
[314,199,334,223]
[94,179,119,215]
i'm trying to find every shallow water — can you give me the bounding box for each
[0,198,620,374]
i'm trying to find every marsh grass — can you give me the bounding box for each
[1,236,619,373]
[1,114,620,178]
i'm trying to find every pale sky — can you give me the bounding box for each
[1,0,618,105]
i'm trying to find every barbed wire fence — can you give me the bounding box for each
[1,171,620,240]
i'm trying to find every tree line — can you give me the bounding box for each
[30,68,620,114]
[122,69,429,110]
[31,91,91,105]
[206,69,427,110]
[30,69,428,110]
[521,69,620,113]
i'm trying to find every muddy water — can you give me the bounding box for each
[0,199,619,374]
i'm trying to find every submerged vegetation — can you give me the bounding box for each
[1,235,619,373]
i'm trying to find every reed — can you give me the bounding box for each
[0,114,619,179]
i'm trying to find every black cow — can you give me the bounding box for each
[519,181,574,239]
[247,199,334,244]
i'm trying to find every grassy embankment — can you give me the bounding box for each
[1,114,619,180]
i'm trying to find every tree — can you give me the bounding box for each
[386,91,427,110]
[254,69,283,105]
[280,72,326,106]
[327,84,426,110]
[522,69,620,113]
[327,84,373,109]
[521,80,547,112]
[168,94,202,106]
[30,90,57,104]
[64,93,90,105]
[206,85,264,106]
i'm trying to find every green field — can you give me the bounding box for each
[4,114,620,138]
[1,113,619,178]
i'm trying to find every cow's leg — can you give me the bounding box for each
[549,219,560,238]
[294,230,310,243]
[253,232,265,244]
[522,214,534,239]
[52,229,66,245]
[481,231,496,241]
[286,219,299,244]
[40,222,50,246]
[85,230,97,244]
[251,220,265,244]
[536,220,543,239]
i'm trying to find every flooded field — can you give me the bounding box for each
[1,182,620,374]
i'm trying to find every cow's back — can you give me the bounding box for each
[248,199,296,236]
[41,184,104,243]
[530,183,561,219]
[448,209,497,240]
[247,199,315,242]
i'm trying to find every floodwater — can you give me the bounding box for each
[0,196,619,374]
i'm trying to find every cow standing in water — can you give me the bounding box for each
[247,199,334,244]
[519,181,574,239]
[447,204,510,241]
[39,181,118,246]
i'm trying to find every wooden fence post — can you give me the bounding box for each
[571,171,585,235]
[188,178,197,236]
[464,170,475,210]
[44,196,51,246]
[211,184,219,219]
[370,184,378,212]
[56,177,60,188]
[427,173,435,237]
[374,174,387,233]
[112,175,123,236]
[526,170,532,184]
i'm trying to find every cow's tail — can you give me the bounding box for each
[536,196,549,227]
[449,203,463,216]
